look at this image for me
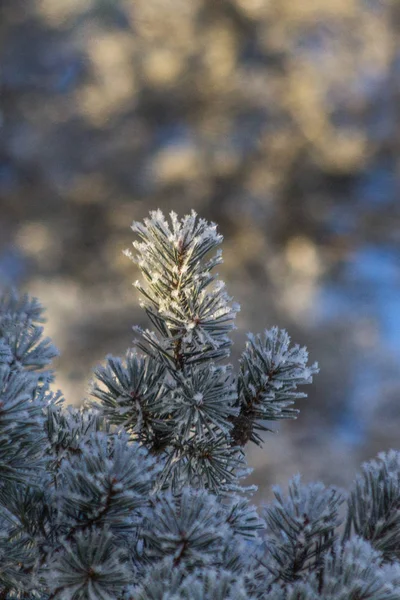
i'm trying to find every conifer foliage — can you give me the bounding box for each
[0,210,399,599]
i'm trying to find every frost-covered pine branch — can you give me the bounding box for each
[0,211,399,599]
[94,210,318,493]
[124,210,239,368]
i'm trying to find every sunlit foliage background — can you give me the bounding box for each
[2,0,400,501]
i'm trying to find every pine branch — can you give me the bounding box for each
[343,450,400,562]
[230,328,319,446]
[125,210,239,369]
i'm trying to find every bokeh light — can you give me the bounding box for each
[2,0,400,501]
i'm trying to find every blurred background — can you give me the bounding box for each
[2,0,400,502]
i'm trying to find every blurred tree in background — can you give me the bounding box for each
[1,0,400,500]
